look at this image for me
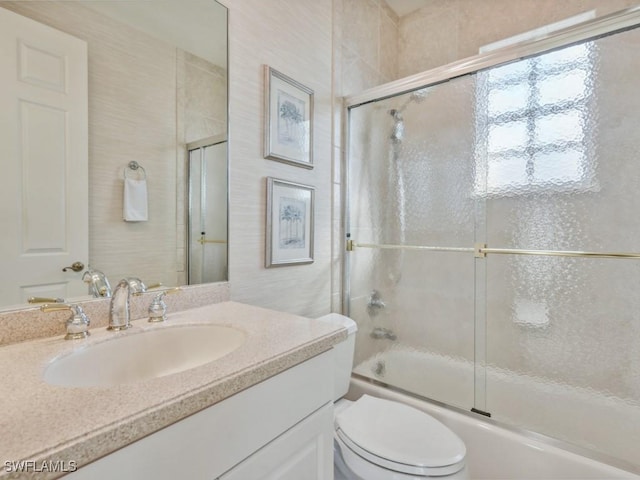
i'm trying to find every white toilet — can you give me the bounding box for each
[318,313,469,480]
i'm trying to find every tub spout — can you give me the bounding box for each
[371,327,397,341]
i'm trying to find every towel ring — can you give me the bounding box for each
[124,161,147,180]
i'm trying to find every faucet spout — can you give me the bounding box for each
[82,267,112,298]
[108,279,131,331]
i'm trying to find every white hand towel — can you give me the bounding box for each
[123,177,148,222]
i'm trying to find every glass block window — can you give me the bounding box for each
[476,42,599,196]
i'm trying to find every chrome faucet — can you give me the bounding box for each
[367,290,386,317]
[40,303,90,340]
[147,288,181,323]
[82,267,112,298]
[108,279,131,331]
[148,291,168,323]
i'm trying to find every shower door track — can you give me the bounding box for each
[347,240,640,260]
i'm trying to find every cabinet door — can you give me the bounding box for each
[220,403,334,480]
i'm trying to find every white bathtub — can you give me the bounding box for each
[352,348,640,479]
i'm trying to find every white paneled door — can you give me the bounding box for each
[0,7,88,307]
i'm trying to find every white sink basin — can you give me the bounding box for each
[44,324,246,387]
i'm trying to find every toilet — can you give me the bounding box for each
[318,313,469,480]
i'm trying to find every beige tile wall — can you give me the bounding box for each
[397,0,640,77]
[332,0,400,313]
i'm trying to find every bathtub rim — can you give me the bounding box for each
[349,373,640,477]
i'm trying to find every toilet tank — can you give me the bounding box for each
[316,313,357,401]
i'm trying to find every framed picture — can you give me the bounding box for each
[264,66,314,169]
[266,177,314,267]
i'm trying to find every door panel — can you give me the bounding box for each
[0,7,88,306]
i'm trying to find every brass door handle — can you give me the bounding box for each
[62,261,85,272]
[28,297,64,304]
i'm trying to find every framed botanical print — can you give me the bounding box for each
[264,66,314,169]
[265,177,314,267]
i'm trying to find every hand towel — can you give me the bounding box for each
[123,177,148,222]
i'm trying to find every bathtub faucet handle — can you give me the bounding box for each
[367,290,386,317]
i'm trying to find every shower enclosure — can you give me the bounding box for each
[187,137,228,284]
[344,7,640,471]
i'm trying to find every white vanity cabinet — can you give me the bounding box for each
[218,403,333,480]
[68,349,335,480]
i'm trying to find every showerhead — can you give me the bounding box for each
[409,87,429,104]
[394,87,430,114]
[388,87,428,144]
[389,108,403,121]
[389,109,404,143]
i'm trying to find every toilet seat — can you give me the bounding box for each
[335,395,466,477]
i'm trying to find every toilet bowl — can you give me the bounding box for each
[318,314,468,479]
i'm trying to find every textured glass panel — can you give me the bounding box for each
[485,27,640,468]
[534,111,584,145]
[538,43,591,70]
[486,256,640,465]
[479,39,596,198]
[538,69,588,105]
[486,154,528,189]
[487,83,529,116]
[487,121,528,153]
[487,59,530,83]
[349,250,476,410]
[533,148,584,184]
[348,80,477,249]
[348,76,477,410]
[348,16,640,471]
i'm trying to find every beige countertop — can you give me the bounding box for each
[0,301,346,479]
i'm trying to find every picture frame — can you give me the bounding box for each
[266,177,314,267]
[264,66,314,169]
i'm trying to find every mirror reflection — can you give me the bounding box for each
[0,0,228,310]
[187,137,228,284]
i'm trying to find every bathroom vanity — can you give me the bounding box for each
[0,301,345,479]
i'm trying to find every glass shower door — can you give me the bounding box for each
[346,76,481,411]
[346,11,640,470]
[481,28,640,466]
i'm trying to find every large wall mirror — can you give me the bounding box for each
[0,0,228,310]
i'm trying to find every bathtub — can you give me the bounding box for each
[351,348,640,479]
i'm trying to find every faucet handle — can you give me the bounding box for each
[148,288,180,323]
[41,303,90,340]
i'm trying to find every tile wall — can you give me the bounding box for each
[397,0,640,77]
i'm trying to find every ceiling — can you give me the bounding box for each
[385,0,429,17]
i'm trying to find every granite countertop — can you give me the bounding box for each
[0,301,346,479]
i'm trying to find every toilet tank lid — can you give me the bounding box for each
[316,313,357,334]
